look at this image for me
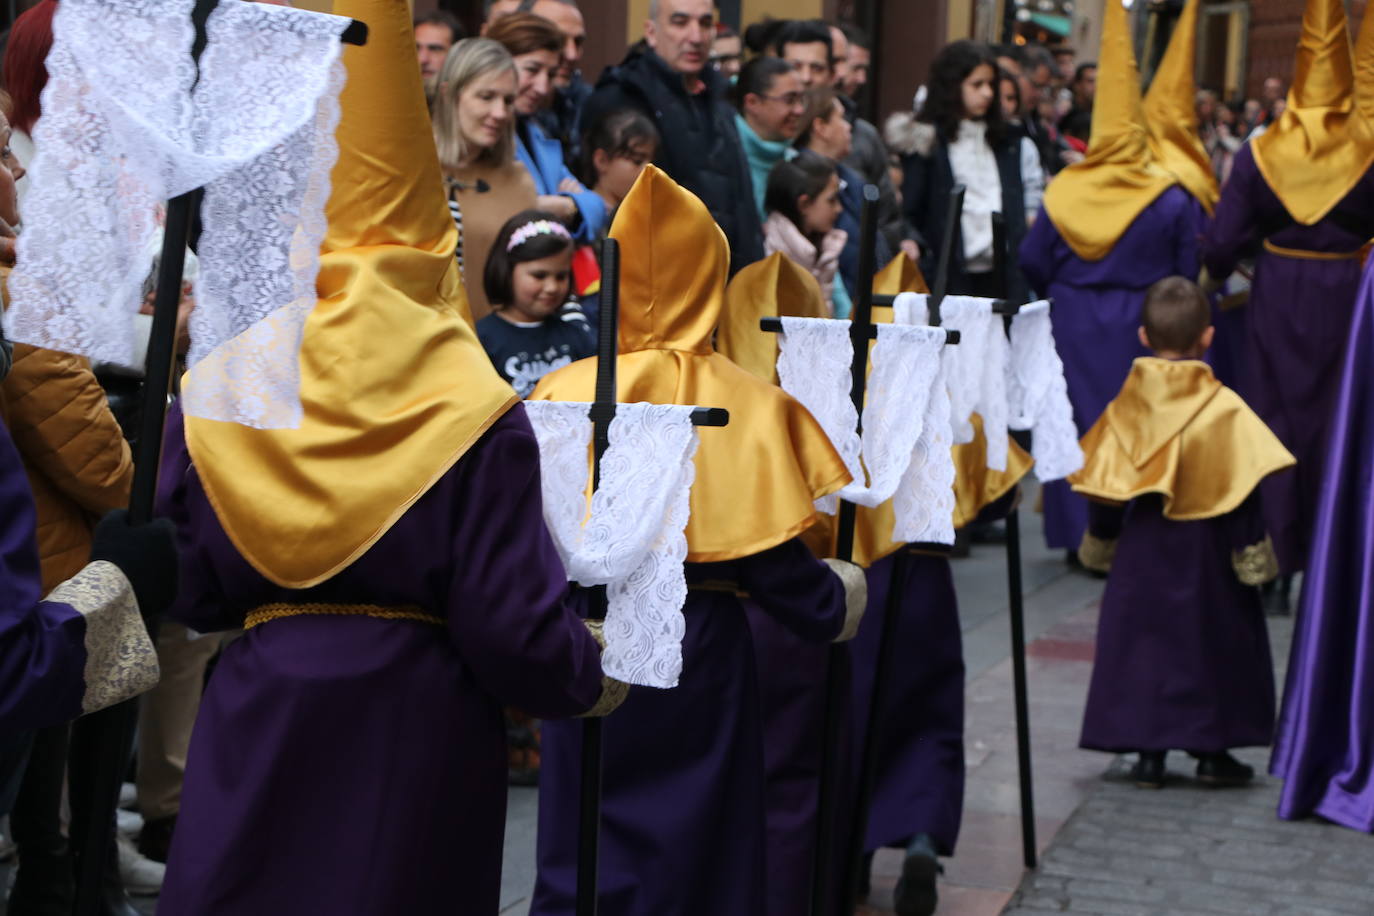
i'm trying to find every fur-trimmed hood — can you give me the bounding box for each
[885,112,937,157]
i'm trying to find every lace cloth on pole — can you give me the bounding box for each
[774,316,953,544]
[912,295,1010,471]
[6,0,348,429]
[1006,300,1084,481]
[523,401,700,689]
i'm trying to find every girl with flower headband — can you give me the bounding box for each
[476,209,594,397]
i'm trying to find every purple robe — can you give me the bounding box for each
[745,601,851,916]
[1202,145,1374,574]
[1019,185,1200,550]
[848,553,965,856]
[531,540,846,916]
[155,404,606,916]
[0,419,90,735]
[1271,258,1374,832]
[1079,495,1275,753]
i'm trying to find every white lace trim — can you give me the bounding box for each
[524,401,700,690]
[5,0,349,429]
[774,315,955,546]
[1006,300,1083,481]
[929,295,1010,471]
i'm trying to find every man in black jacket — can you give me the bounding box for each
[580,0,763,272]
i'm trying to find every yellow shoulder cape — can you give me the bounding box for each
[1069,358,1294,519]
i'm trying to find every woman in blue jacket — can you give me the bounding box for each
[488,13,606,242]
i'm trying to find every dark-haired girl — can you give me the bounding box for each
[476,210,593,397]
[763,150,851,316]
[886,40,1028,300]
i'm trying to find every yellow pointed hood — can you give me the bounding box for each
[717,252,828,384]
[184,0,517,588]
[1044,0,1178,261]
[1144,0,1219,213]
[872,254,930,296]
[531,166,851,562]
[1252,0,1374,224]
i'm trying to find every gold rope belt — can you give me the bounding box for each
[244,603,445,631]
[1262,239,1365,261]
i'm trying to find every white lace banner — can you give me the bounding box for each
[1006,300,1083,482]
[524,401,700,689]
[893,356,956,545]
[6,0,349,429]
[774,315,954,545]
[895,294,1011,471]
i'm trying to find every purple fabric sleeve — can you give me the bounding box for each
[443,408,606,718]
[1018,206,1056,295]
[0,422,85,732]
[734,537,846,644]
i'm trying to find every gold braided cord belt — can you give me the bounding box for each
[244,603,445,631]
[1262,239,1366,261]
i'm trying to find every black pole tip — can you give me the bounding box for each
[340,20,368,46]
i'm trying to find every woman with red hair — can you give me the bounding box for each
[2,0,57,202]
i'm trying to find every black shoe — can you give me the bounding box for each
[1131,751,1166,789]
[893,839,940,916]
[1195,752,1254,787]
[136,814,175,864]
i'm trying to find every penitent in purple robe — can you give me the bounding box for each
[1019,185,1200,551]
[531,540,845,916]
[1079,495,1275,753]
[848,553,965,855]
[1271,259,1374,832]
[1202,145,1374,574]
[0,420,101,735]
[155,404,606,916]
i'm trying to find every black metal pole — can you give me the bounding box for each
[70,191,195,916]
[575,238,619,916]
[838,186,965,915]
[990,213,1038,869]
[809,184,881,916]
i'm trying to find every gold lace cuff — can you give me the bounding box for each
[1078,532,1117,574]
[1233,536,1280,586]
[822,558,868,642]
[50,561,161,716]
[578,619,629,718]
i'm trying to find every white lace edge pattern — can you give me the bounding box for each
[524,401,701,689]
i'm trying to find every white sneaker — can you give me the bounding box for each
[117,834,165,897]
[116,807,144,838]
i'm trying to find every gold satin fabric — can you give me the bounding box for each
[531,166,851,563]
[1144,0,1219,213]
[1070,358,1295,520]
[872,254,930,296]
[449,159,537,321]
[1043,0,1177,261]
[718,252,828,385]
[184,0,518,588]
[1252,0,1374,225]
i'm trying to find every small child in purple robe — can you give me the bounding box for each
[1069,276,1295,789]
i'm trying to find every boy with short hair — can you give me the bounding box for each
[1070,275,1295,788]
